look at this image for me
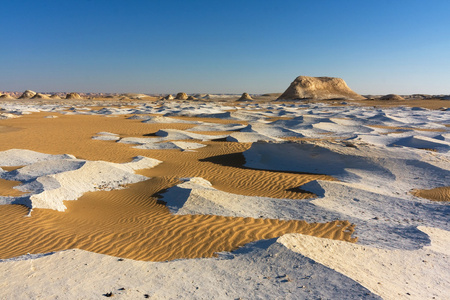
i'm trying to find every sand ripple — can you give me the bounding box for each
[0,177,355,261]
[412,186,450,202]
[0,179,24,196]
[0,112,354,261]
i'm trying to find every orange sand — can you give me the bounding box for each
[0,179,24,197]
[0,111,355,261]
[412,187,450,202]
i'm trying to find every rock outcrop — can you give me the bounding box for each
[120,93,149,100]
[277,76,365,100]
[0,94,14,99]
[379,94,405,101]
[163,94,174,100]
[18,90,36,99]
[66,93,82,99]
[32,93,51,99]
[237,93,253,101]
[175,92,188,100]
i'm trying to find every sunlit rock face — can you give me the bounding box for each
[277,76,365,100]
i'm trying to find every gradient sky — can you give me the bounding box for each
[1,0,449,94]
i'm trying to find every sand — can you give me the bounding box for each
[412,186,450,202]
[0,113,332,198]
[0,125,21,133]
[0,197,355,261]
[0,98,449,299]
[0,112,353,261]
[0,179,24,196]
[353,98,450,110]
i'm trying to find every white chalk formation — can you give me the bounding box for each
[0,149,161,211]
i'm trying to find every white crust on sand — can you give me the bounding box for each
[0,150,161,211]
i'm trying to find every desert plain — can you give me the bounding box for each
[0,79,449,299]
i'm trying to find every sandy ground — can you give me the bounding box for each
[0,179,24,196]
[412,186,450,202]
[0,112,353,261]
[0,98,449,299]
[352,98,450,110]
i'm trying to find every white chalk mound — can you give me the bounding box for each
[0,150,161,211]
[0,113,20,119]
[0,149,76,166]
[91,132,120,141]
[65,93,82,99]
[160,177,334,221]
[31,93,51,100]
[379,94,405,101]
[243,141,385,182]
[0,94,15,99]
[237,92,253,101]
[175,92,188,100]
[277,76,365,100]
[141,116,201,124]
[18,90,36,99]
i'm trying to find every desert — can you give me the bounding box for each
[0,78,449,299]
[2,1,450,298]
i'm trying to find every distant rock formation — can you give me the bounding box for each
[187,95,196,100]
[66,93,81,99]
[175,92,188,100]
[120,93,150,100]
[0,94,14,99]
[19,90,36,99]
[379,94,405,101]
[277,76,365,100]
[237,93,253,101]
[163,94,174,100]
[362,95,376,100]
[407,94,432,100]
[50,94,61,99]
[261,93,282,98]
[32,93,51,99]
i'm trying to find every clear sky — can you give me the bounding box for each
[1,0,449,95]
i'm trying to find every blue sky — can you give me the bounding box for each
[1,0,449,94]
